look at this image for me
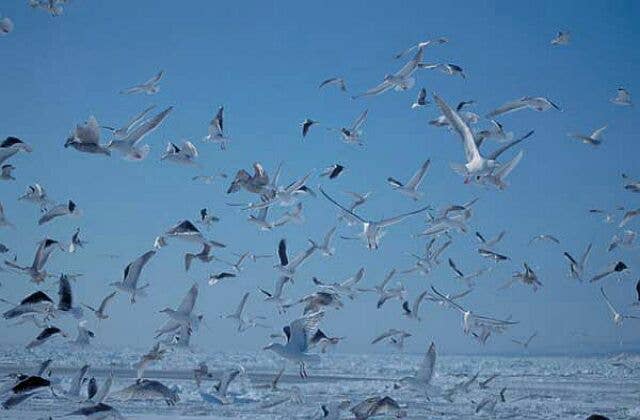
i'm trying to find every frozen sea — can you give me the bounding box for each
[0,345,638,419]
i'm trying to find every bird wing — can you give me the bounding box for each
[322,226,337,247]
[289,311,324,353]
[98,291,117,313]
[434,94,480,164]
[591,125,607,140]
[124,250,156,288]
[76,117,101,144]
[145,70,164,86]
[319,187,366,224]
[277,239,288,266]
[177,284,198,315]
[487,130,535,161]
[58,274,73,311]
[122,106,173,147]
[405,159,431,190]
[412,290,428,314]
[415,342,436,383]
[600,287,618,316]
[486,99,527,118]
[38,204,67,225]
[235,292,250,317]
[377,205,431,227]
[351,109,368,132]
[493,150,524,181]
[579,243,592,268]
[353,79,394,98]
[183,141,198,158]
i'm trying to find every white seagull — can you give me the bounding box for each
[611,87,632,106]
[550,31,570,45]
[203,106,229,150]
[110,250,156,303]
[569,125,607,146]
[486,96,561,118]
[38,200,78,225]
[161,140,199,165]
[0,137,32,165]
[387,159,431,200]
[64,116,111,156]
[120,70,164,95]
[82,291,117,320]
[107,106,173,161]
[600,287,640,326]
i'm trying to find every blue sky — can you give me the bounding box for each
[0,0,639,355]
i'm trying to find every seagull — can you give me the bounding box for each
[600,287,640,326]
[320,164,345,180]
[57,273,83,318]
[224,292,267,332]
[478,248,509,262]
[102,105,157,140]
[563,243,592,281]
[0,202,13,228]
[284,290,343,314]
[434,94,499,181]
[448,258,490,287]
[109,250,156,303]
[393,37,448,59]
[501,263,542,291]
[550,31,570,45]
[120,70,164,95]
[350,396,406,419]
[192,173,228,184]
[2,375,52,409]
[2,290,54,320]
[475,150,525,190]
[443,371,480,402]
[486,97,561,118]
[475,230,506,250]
[430,285,518,335]
[528,234,560,245]
[569,125,607,146]
[401,290,428,320]
[198,366,244,405]
[475,120,514,145]
[64,116,111,156]
[432,63,466,79]
[38,200,77,225]
[590,261,628,283]
[207,271,236,286]
[158,284,201,335]
[313,267,365,300]
[411,88,429,109]
[161,140,198,165]
[354,44,429,98]
[227,162,272,195]
[620,208,640,227]
[244,170,313,209]
[0,137,32,165]
[337,191,371,226]
[330,110,368,146]
[115,379,180,405]
[511,331,538,349]
[203,106,229,150]
[71,321,95,347]
[133,343,167,379]
[622,173,640,193]
[320,187,429,249]
[358,268,405,308]
[259,276,293,310]
[308,226,337,257]
[319,400,351,420]
[397,341,437,393]
[371,328,412,350]
[611,87,632,106]
[107,106,173,161]
[184,243,216,271]
[68,228,87,253]
[275,238,316,276]
[4,238,62,283]
[18,183,52,212]
[387,159,430,200]
[425,288,472,308]
[263,311,324,378]
[273,203,305,227]
[319,77,347,92]
[165,220,225,248]
[0,16,14,35]
[82,291,116,320]
[301,119,319,138]
[26,326,66,349]
[608,230,637,252]
[0,164,15,180]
